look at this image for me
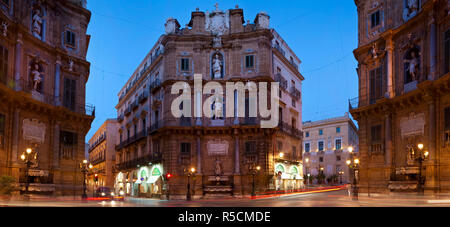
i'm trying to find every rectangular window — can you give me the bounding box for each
[371,125,382,142]
[335,139,342,150]
[445,107,450,131]
[181,143,191,154]
[63,78,76,111]
[0,45,8,85]
[65,30,76,47]
[305,132,309,137]
[245,55,254,68]
[318,141,324,151]
[445,30,450,74]
[245,141,257,154]
[0,114,4,149]
[319,129,323,135]
[60,131,77,159]
[336,155,341,161]
[319,157,323,162]
[370,10,380,28]
[336,127,341,133]
[369,67,383,103]
[305,143,310,153]
[181,58,189,71]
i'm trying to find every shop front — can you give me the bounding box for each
[275,163,304,191]
[134,164,164,198]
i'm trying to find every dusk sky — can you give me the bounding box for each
[85,0,358,141]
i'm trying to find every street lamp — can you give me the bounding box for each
[346,148,359,200]
[186,167,195,201]
[79,159,92,199]
[249,164,261,198]
[20,147,37,196]
[414,143,428,195]
[338,171,344,184]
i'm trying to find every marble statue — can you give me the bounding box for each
[31,63,42,91]
[68,59,74,71]
[213,97,223,119]
[371,43,378,59]
[404,50,419,81]
[32,8,43,39]
[214,158,222,176]
[403,0,419,21]
[212,53,222,79]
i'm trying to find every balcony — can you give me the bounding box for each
[150,79,161,92]
[278,121,302,139]
[290,87,301,101]
[131,100,139,111]
[369,142,384,155]
[138,91,148,104]
[88,134,106,152]
[115,129,148,150]
[274,73,288,90]
[117,113,124,122]
[273,43,286,56]
[124,106,131,116]
[90,156,106,165]
[289,59,299,71]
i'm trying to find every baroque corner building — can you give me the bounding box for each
[351,0,450,194]
[114,5,304,199]
[0,0,94,195]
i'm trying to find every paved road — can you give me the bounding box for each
[2,189,450,207]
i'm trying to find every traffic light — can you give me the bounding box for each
[165,173,172,181]
[94,174,98,182]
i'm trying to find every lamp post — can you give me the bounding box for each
[338,171,344,185]
[186,167,195,201]
[249,164,261,198]
[346,146,359,200]
[414,143,429,195]
[79,160,92,199]
[20,148,37,196]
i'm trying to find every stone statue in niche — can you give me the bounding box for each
[212,96,223,119]
[214,158,223,176]
[30,62,43,92]
[403,48,420,82]
[32,6,43,39]
[403,0,419,21]
[212,53,223,79]
[1,21,8,37]
[68,59,74,72]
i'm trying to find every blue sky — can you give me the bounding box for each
[85,0,359,141]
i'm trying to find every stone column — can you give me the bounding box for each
[53,124,60,168]
[11,109,20,165]
[14,36,22,91]
[196,135,201,174]
[55,56,62,106]
[428,15,437,81]
[234,135,240,174]
[386,37,394,98]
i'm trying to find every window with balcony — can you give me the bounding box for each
[304,143,310,153]
[0,45,8,85]
[63,78,76,111]
[60,131,77,159]
[445,29,450,74]
[370,124,383,153]
[369,67,383,104]
[245,55,254,68]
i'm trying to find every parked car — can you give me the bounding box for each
[95,187,114,200]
